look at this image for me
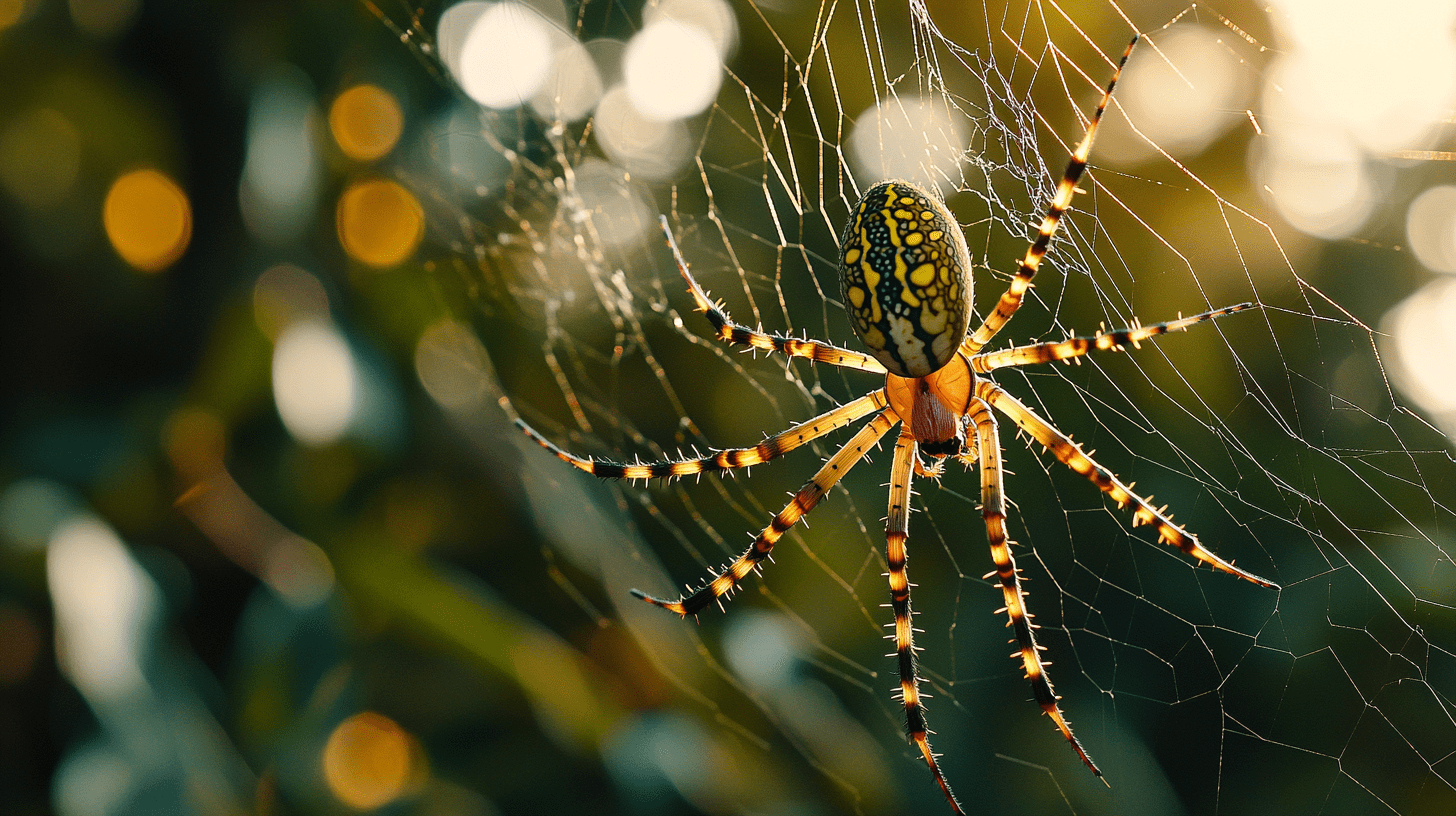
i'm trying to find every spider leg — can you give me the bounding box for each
[516,391,888,481]
[886,425,964,814]
[970,397,1103,780]
[976,381,1279,589]
[962,36,1137,357]
[659,215,889,375]
[971,303,1253,374]
[632,409,897,616]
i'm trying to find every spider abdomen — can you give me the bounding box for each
[839,180,973,378]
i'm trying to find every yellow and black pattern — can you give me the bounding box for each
[632,411,896,617]
[660,215,889,375]
[962,36,1138,357]
[516,391,887,482]
[971,302,1253,373]
[518,36,1281,816]
[886,426,964,814]
[970,398,1103,779]
[977,381,1280,589]
[838,181,973,378]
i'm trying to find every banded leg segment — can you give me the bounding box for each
[885,426,963,815]
[962,37,1138,357]
[516,391,888,481]
[633,410,897,616]
[977,381,1279,589]
[971,398,1102,779]
[971,303,1253,374]
[660,216,889,375]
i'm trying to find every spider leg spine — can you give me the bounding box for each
[885,426,965,815]
[978,381,1280,590]
[962,35,1138,356]
[972,302,1256,374]
[971,396,1104,779]
[632,410,897,618]
[658,216,889,374]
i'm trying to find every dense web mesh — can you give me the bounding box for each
[376,1,1456,813]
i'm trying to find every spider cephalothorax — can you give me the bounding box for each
[515,35,1278,815]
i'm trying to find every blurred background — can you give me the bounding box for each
[2,0,1455,814]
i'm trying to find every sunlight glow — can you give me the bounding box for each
[623,19,723,121]
[644,0,737,59]
[272,321,358,447]
[446,2,555,110]
[1105,26,1247,164]
[593,85,691,180]
[1406,185,1456,274]
[1382,276,1456,439]
[848,96,967,193]
[103,169,192,273]
[1257,0,1456,238]
[531,37,603,122]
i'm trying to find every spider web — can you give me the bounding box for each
[377,1,1456,813]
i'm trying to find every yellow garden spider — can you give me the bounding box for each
[516,36,1278,814]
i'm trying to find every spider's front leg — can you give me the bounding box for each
[659,216,888,375]
[969,396,1104,779]
[633,410,896,617]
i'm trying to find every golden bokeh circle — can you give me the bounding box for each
[103,169,192,273]
[321,711,416,809]
[336,178,424,268]
[329,84,404,162]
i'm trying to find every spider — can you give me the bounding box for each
[516,35,1278,814]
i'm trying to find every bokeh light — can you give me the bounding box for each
[68,0,139,38]
[1382,277,1456,437]
[335,178,424,268]
[329,84,404,162]
[530,37,603,122]
[239,66,321,245]
[444,1,555,111]
[0,107,81,208]
[1406,185,1456,274]
[47,515,157,702]
[592,85,691,180]
[102,168,192,273]
[322,711,419,810]
[643,0,738,59]
[252,264,331,341]
[415,318,495,414]
[1255,0,1456,239]
[0,0,30,29]
[1104,25,1248,165]
[622,18,722,121]
[848,96,967,193]
[271,320,358,447]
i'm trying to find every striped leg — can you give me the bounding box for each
[962,36,1138,357]
[516,391,888,482]
[660,216,889,375]
[970,397,1102,779]
[971,303,1253,374]
[977,381,1279,589]
[886,425,964,814]
[633,410,897,616]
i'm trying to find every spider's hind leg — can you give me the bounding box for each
[969,396,1104,780]
[632,410,897,617]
